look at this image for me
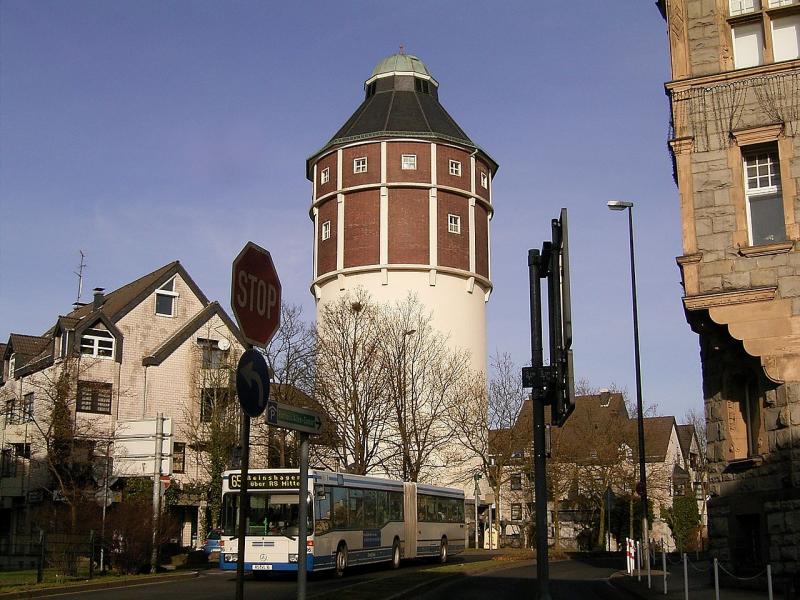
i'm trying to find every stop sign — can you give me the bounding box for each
[231,242,282,348]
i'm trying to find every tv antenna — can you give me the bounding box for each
[74,250,86,304]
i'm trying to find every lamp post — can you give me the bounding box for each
[607,200,649,566]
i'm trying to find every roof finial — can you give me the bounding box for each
[399,44,405,55]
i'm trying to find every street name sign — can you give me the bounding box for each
[236,348,270,418]
[231,241,282,348]
[266,400,324,435]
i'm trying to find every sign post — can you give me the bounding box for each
[265,400,324,600]
[230,242,281,600]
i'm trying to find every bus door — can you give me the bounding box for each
[403,482,417,558]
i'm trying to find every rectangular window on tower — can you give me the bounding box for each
[354,157,368,174]
[322,220,331,241]
[401,154,417,170]
[320,167,330,185]
[449,160,462,177]
[448,214,461,234]
[481,171,488,189]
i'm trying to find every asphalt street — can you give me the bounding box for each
[32,555,636,600]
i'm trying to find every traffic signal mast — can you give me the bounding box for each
[522,208,575,600]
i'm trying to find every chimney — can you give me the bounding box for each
[93,288,105,310]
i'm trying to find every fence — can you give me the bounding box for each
[0,531,105,589]
[625,537,776,599]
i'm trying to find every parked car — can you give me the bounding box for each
[201,529,223,555]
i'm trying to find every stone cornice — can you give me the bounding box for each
[669,137,694,155]
[683,286,777,311]
[665,60,800,92]
[731,124,784,146]
[676,252,702,266]
[737,241,794,257]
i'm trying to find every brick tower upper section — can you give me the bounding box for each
[306,53,498,296]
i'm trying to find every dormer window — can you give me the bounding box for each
[8,353,16,379]
[156,277,178,317]
[59,331,73,358]
[414,78,429,94]
[80,328,115,359]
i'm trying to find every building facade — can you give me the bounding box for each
[659,0,800,583]
[306,52,498,376]
[0,262,246,551]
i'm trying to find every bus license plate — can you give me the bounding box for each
[252,564,273,571]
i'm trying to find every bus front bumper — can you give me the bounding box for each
[219,553,315,572]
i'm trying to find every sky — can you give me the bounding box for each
[0,1,702,421]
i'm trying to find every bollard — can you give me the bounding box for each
[663,550,667,595]
[637,541,642,582]
[767,564,773,600]
[647,539,652,589]
[88,531,95,579]
[714,558,719,600]
[37,530,44,584]
[683,553,688,600]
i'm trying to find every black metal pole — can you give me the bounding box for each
[235,413,251,600]
[626,207,649,565]
[297,433,309,600]
[529,249,551,600]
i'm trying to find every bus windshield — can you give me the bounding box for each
[222,493,313,538]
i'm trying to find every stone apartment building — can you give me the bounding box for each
[491,395,703,551]
[0,261,246,549]
[658,0,800,583]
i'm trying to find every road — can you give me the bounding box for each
[418,555,637,600]
[36,555,635,600]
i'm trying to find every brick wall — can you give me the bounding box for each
[388,188,429,264]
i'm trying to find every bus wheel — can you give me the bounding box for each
[391,539,401,569]
[335,543,348,577]
[439,537,448,564]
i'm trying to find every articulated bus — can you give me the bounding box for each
[219,469,465,574]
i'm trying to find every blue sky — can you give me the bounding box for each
[0,1,701,420]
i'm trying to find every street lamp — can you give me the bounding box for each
[607,200,650,564]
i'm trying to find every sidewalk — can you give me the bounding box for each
[610,556,770,600]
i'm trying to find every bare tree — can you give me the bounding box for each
[255,303,316,468]
[179,329,241,533]
[313,288,391,475]
[1,356,112,532]
[380,294,469,483]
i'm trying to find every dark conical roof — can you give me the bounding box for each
[307,53,496,177]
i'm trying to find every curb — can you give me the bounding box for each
[0,570,200,599]
[607,571,657,600]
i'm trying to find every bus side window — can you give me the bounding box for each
[389,491,403,521]
[315,486,332,535]
[349,488,364,529]
[364,489,377,529]
[332,486,348,529]
[376,490,388,527]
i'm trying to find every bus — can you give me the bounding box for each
[219,469,465,574]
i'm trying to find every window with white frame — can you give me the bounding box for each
[448,159,461,176]
[732,21,764,68]
[730,0,758,15]
[768,0,796,7]
[447,214,461,234]
[772,13,800,62]
[354,157,367,173]
[8,354,15,379]
[59,331,72,358]
[155,277,178,317]
[401,154,417,170]
[481,171,488,189]
[743,143,787,245]
[511,503,522,521]
[322,220,331,240]
[80,328,115,359]
[320,167,330,185]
